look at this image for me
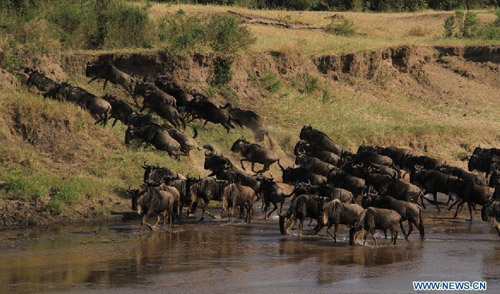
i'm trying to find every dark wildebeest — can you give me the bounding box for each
[257,175,289,219]
[366,174,428,207]
[220,183,259,223]
[354,150,398,170]
[167,128,200,156]
[227,105,273,148]
[279,194,325,236]
[189,177,227,220]
[103,94,135,126]
[185,99,236,132]
[349,207,401,246]
[130,185,178,231]
[410,167,456,212]
[299,125,343,156]
[137,88,185,129]
[289,182,353,203]
[402,155,442,173]
[24,68,60,93]
[125,124,181,159]
[142,161,184,184]
[154,76,194,107]
[357,145,415,169]
[362,194,424,241]
[295,152,337,177]
[85,60,135,94]
[133,82,177,108]
[294,140,342,166]
[279,164,326,185]
[231,138,279,172]
[447,178,494,221]
[128,112,157,129]
[438,165,488,186]
[48,82,111,126]
[164,177,198,219]
[481,197,500,237]
[322,199,364,242]
[327,169,367,199]
[203,146,260,192]
[468,153,500,178]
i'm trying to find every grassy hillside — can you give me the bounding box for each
[2,3,500,228]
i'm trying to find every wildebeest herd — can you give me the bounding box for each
[21,62,500,246]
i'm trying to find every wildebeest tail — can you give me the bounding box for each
[418,206,425,240]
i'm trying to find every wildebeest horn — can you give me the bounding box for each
[128,185,133,191]
[203,144,215,155]
[414,164,423,171]
[278,161,285,172]
[142,161,148,169]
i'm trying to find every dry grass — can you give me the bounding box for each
[149,4,500,54]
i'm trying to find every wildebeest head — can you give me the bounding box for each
[299,125,313,140]
[231,138,249,153]
[128,185,147,213]
[294,140,310,156]
[133,81,149,97]
[204,152,232,172]
[85,61,106,78]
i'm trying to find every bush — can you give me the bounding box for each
[444,11,481,38]
[207,16,255,53]
[325,19,355,36]
[213,56,234,86]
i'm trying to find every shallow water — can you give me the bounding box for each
[1,210,499,294]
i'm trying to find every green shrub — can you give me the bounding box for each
[213,56,234,86]
[159,11,207,52]
[303,74,318,94]
[444,14,456,37]
[325,19,356,36]
[443,11,481,39]
[0,168,52,200]
[463,11,480,38]
[207,16,255,53]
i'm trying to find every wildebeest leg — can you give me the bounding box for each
[263,201,268,219]
[392,229,398,245]
[467,201,473,222]
[240,159,247,171]
[400,221,408,241]
[308,218,314,228]
[103,79,108,90]
[251,162,256,173]
[285,217,296,234]
[363,231,368,246]
[453,200,466,219]
[326,224,335,242]
[142,213,154,231]
[372,231,378,246]
[446,193,454,205]
[112,118,118,127]
[247,203,253,223]
[496,226,500,237]
[298,217,304,237]
[433,192,441,212]
[279,200,284,215]
[407,221,415,240]
[87,77,97,84]
[267,202,278,219]
[229,203,235,222]
[384,230,388,239]
[448,198,461,211]
[333,224,339,243]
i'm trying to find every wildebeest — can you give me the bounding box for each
[362,194,424,241]
[185,99,236,132]
[167,128,200,156]
[154,77,194,107]
[447,178,494,221]
[166,176,198,218]
[142,162,185,185]
[46,82,111,126]
[138,90,185,129]
[133,82,177,107]
[366,174,427,207]
[279,194,325,236]
[231,138,279,172]
[103,94,134,126]
[279,164,326,185]
[289,182,353,203]
[257,175,289,219]
[227,105,273,148]
[24,68,60,93]
[322,199,364,243]
[86,60,135,94]
[468,153,500,178]
[327,169,367,199]
[438,165,488,186]
[189,177,227,220]
[125,124,181,159]
[294,140,342,166]
[130,185,178,231]
[402,155,442,172]
[481,198,500,237]
[220,183,258,223]
[299,125,343,156]
[295,152,336,177]
[349,207,401,246]
[203,147,260,192]
[410,167,455,211]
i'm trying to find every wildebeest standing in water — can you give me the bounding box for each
[220,183,258,223]
[279,194,325,236]
[86,60,135,94]
[231,138,280,172]
[349,207,401,246]
[322,199,363,243]
[130,185,178,231]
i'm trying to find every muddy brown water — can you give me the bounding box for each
[1,208,499,294]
